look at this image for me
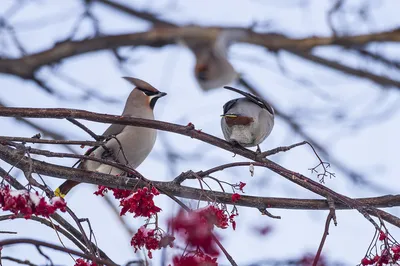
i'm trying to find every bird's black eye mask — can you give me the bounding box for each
[138,88,159,96]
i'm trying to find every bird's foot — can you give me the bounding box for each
[101,148,114,160]
[54,187,66,198]
[256,145,262,154]
[254,145,262,160]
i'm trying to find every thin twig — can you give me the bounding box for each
[0,167,116,264]
[0,256,38,266]
[0,231,17,234]
[0,142,399,228]
[66,118,103,141]
[0,238,116,266]
[0,136,100,146]
[312,210,335,266]
[259,141,307,157]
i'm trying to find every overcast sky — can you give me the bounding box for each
[1,0,400,265]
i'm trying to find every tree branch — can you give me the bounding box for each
[0,238,116,266]
[0,26,398,78]
[0,135,399,227]
[289,50,400,90]
[93,0,175,27]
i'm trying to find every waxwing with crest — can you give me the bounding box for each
[220,86,274,152]
[55,77,167,197]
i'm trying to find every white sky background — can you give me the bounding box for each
[0,0,400,265]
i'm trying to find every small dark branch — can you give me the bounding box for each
[173,170,196,185]
[197,162,263,178]
[51,211,114,263]
[259,141,307,157]
[66,118,104,141]
[289,51,400,90]
[0,238,116,266]
[1,26,399,78]
[212,234,238,266]
[103,194,135,236]
[0,256,38,266]
[65,207,97,257]
[309,161,335,183]
[77,218,100,257]
[0,214,88,254]
[258,208,281,219]
[36,245,53,265]
[312,210,335,266]
[30,76,57,95]
[0,231,17,234]
[351,48,400,71]
[9,143,131,176]
[304,141,335,183]
[93,0,176,27]
[238,77,366,185]
[0,136,100,146]
[52,71,121,104]
[0,140,399,228]
[5,24,27,56]
[0,101,76,154]
[327,197,338,226]
[0,167,115,264]
[326,0,344,36]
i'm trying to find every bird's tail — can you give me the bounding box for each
[54,180,80,198]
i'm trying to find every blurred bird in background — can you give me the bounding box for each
[183,29,246,91]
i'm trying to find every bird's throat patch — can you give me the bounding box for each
[225,116,254,126]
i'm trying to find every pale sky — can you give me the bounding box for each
[0,0,400,265]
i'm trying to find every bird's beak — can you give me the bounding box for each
[158,92,167,98]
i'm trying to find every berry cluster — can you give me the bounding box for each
[0,185,66,219]
[74,258,97,266]
[95,185,240,265]
[361,231,400,265]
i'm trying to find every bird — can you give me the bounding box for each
[54,77,167,197]
[193,42,238,91]
[183,29,246,91]
[220,86,274,152]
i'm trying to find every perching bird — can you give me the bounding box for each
[55,77,167,197]
[220,86,274,152]
[183,29,246,91]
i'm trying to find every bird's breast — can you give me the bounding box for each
[116,126,157,168]
[224,116,254,126]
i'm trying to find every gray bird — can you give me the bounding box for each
[184,30,246,91]
[55,77,167,197]
[193,43,238,91]
[220,86,274,152]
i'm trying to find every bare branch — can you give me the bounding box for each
[290,50,400,90]
[0,136,399,227]
[0,238,116,266]
[312,210,336,266]
[0,256,38,266]
[0,26,398,78]
[0,136,100,147]
[93,0,175,27]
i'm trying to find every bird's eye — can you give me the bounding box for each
[140,89,157,96]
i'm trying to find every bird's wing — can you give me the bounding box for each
[222,98,239,115]
[76,123,126,169]
[223,86,274,115]
[102,123,126,137]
